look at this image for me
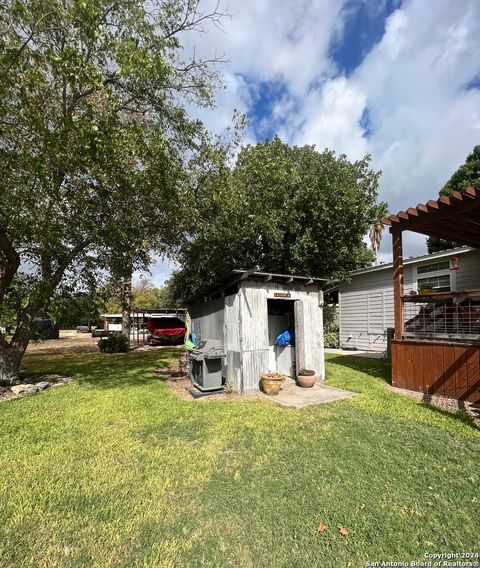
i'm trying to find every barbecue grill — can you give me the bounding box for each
[189,339,225,391]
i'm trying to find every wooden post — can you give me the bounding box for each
[392,227,404,340]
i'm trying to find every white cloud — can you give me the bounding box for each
[285,76,368,160]
[355,0,480,258]
[169,0,480,275]
[180,0,349,134]
[272,0,480,260]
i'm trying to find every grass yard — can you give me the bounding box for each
[0,350,478,567]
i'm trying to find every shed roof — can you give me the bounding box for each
[381,185,480,248]
[232,269,329,283]
[188,269,331,302]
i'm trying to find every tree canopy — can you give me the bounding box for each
[171,137,384,302]
[103,277,179,312]
[0,0,223,382]
[427,145,480,253]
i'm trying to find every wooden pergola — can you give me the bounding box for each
[382,186,480,402]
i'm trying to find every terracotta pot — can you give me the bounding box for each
[297,372,317,388]
[260,373,284,395]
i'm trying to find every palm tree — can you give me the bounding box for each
[369,204,389,264]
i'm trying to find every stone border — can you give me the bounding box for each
[0,374,74,402]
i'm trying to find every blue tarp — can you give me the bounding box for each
[275,328,295,347]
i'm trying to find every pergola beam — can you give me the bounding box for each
[392,228,404,340]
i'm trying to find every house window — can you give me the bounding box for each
[416,260,453,292]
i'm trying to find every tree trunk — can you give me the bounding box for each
[0,343,23,385]
[0,311,33,385]
[121,271,132,349]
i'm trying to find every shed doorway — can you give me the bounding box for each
[267,299,296,377]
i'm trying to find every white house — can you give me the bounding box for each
[338,246,480,352]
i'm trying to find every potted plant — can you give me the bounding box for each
[260,372,284,395]
[297,369,316,388]
[419,283,433,295]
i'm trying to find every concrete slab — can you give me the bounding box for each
[325,348,386,360]
[262,377,357,408]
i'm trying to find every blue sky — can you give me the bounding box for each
[140,0,480,285]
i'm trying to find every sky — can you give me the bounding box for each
[140,0,480,285]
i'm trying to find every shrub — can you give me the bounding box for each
[323,304,339,348]
[98,332,129,354]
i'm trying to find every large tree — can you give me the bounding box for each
[427,145,480,253]
[0,0,224,383]
[171,137,384,302]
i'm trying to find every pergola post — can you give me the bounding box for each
[392,227,404,340]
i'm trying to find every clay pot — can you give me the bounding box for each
[297,369,316,388]
[260,373,284,395]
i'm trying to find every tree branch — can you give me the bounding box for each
[0,12,55,79]
[0,226,20,303]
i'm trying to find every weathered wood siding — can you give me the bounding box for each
[224,292,242,391]
[238,280,270,393]
[239,280,324,393]
[189,279,325,394]
[339,249,480,352]
[190,297,225,343]
[392,339,480,402]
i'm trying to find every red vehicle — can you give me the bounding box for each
[146,316,185,346]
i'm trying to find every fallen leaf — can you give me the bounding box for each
[339,527,348,537]
[359,503,366,510]
[317,523,327,533]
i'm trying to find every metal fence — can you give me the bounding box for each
[403,293,480,341]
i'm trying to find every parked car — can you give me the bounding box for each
[91,328,109,338]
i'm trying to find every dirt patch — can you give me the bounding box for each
[26,332,98,355]
[388,385,480,426]
[155,365,256,403]
[24,332,182,356]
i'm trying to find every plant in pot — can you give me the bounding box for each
[297,369,316,388]
[419,283,433,295]
[260,372,284,395]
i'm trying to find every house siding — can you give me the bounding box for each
[338,249,480,352]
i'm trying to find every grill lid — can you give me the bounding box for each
[190,339,224,360]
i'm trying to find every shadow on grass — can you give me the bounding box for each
[326,354,391,383]
[22,349,181,390]
[418,400,479,429]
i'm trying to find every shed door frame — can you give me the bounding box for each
[294,299,305,374]
[267,298,296,376]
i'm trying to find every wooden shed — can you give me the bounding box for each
[188,270,327,393]
[382,186,480,402]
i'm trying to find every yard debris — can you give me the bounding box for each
[317,523,328,533]
[338,527,348,537]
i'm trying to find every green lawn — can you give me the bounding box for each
[0,350,478,568]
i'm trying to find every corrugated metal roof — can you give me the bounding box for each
[188,269,332,303]
[232,269,330,283]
